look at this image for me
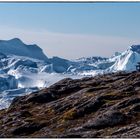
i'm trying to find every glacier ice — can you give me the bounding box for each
[0,38,140,109]
[0,38,49,62]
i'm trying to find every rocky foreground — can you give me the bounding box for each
[0,71,140,138]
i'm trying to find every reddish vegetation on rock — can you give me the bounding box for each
[0,71,140,138]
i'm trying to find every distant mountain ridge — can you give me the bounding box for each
[0,38,49,62]
[0,38,140,74]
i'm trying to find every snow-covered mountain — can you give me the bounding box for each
[0,38,49,62]
[79,45,140,76]
[0,38,83,109]
[109,45,140,72]
[0,38,140,109]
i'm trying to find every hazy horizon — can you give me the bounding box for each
[0,3,140,59]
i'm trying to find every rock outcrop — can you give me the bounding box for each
[0,71,140,138]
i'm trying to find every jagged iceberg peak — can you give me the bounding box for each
[8,38,24,44]
[129,45,140,53]
[0,38,49,62]
[0,38,24,45]
[109,44,140,72]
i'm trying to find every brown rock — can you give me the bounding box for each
[0,71,140,138]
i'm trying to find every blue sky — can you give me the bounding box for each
[0,3,140,59]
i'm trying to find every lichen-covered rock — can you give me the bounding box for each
[0,71,140,138]
[83,111,127,129]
